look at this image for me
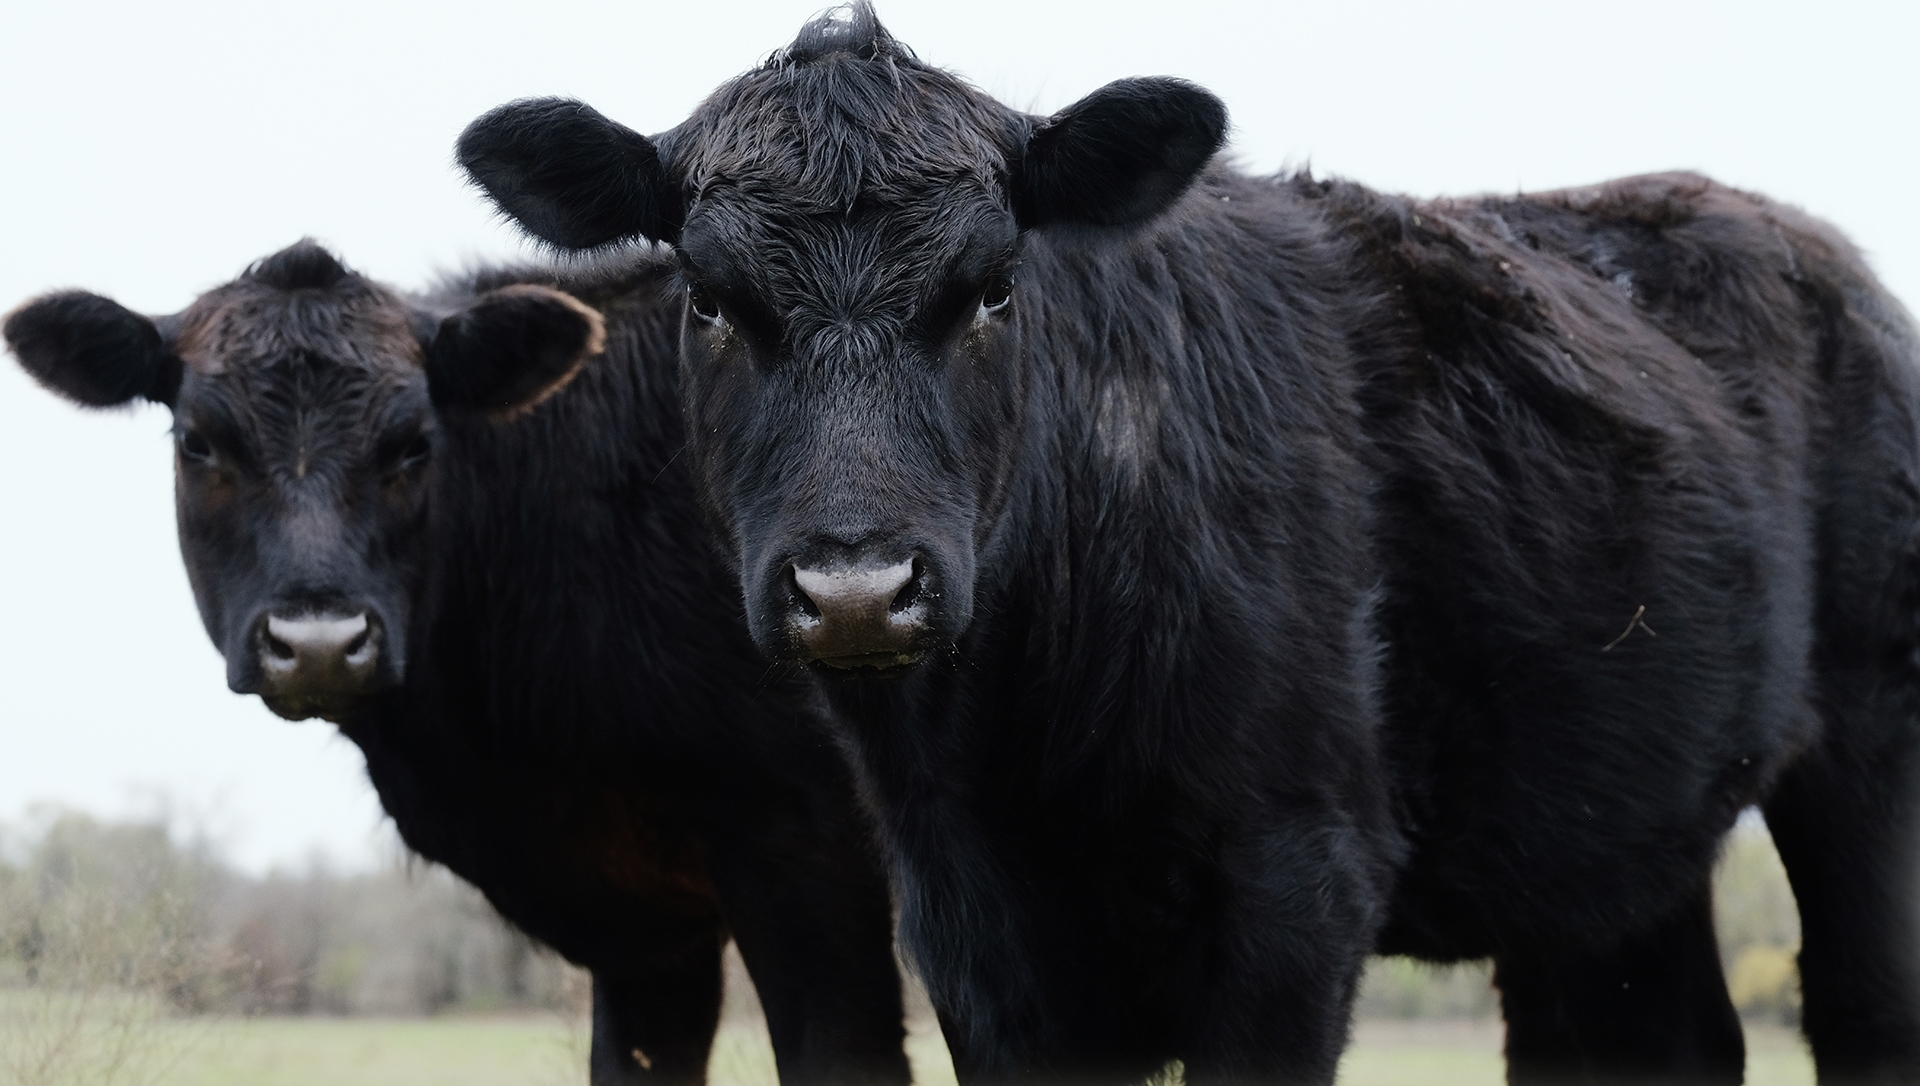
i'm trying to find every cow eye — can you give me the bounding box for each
[400,433,431,469]
[980,275,1013,315]
[178,428,214,464]
[687,283,722,324]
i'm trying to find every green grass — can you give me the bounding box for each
[149,1015,589,1086]
[1335,1020,1813,1086]
[124,1012,956,1086]
[113,1014,1812,1086]
[706,1013,956,1086]
[0,990,1813,1086]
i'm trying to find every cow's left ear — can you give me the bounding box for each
[1015,77,1227,230]
[423,285,606,422]
[458,97,681,250]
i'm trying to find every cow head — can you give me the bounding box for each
[4,241,602,720]
[458,4,1224,676]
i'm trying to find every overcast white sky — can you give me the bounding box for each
[2,0,1915,873]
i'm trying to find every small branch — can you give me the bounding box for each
[1601,604,1656,652]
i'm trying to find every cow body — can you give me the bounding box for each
[5,245,911,1086]
[359,257,911,1086]
[1341,173,1920,1080]
[459,9,1920,1083]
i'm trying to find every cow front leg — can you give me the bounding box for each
[699,775,912,1086]
[588,921,727,1086]
[1493,879,1743,1086]
[1181,822,1384,1086]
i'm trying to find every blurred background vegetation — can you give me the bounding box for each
[0,806,1806,1085]
[0,808,585,1085]
[0,808,579,1020]
[1353,810,1803,1025]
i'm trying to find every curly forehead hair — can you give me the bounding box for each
[665,3,1023,212]
[173,240,418,374]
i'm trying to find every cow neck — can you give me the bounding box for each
[410,267,738,760]
[869,177,1383,788]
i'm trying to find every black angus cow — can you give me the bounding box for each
[3,242,911,1086]
[458,8,1920,1085]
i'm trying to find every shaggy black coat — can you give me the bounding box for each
[364,255,911,1086]
[4,244,911,1086]
[458,9,1920,1085]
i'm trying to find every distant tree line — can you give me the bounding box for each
[0,807,1802,1027]
[0,808,582,1019]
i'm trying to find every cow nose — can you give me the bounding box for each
[253,612,383,717]
[788,557,929,669]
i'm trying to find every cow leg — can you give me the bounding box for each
[1494,882,1744,1086]
[588,922,727,1086]
[1764,724,1920,1084]
[1762,405,1920,1086]
[1181,824,1379,1086]
[701,782,911,1086]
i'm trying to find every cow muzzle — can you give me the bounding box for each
[786,555,930,671]
[247,610,389,720]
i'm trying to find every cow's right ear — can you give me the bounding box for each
[3,291,182,408]
[423,285,606,422]
[457,97,681,250]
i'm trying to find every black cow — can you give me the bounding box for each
[3,242,911,1086]
[459,7,1920,1084]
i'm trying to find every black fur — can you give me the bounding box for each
[424,283,602,419]
[457,98,680,249]
[463,8,1920,1085]
[5,240,912,1086]
[246,241,355,291]
[5,290,180,406]
[778,1,901,64]
[1016,77,1228,229]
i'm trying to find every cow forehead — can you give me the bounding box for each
[173,283,427,448]
[685,188,1013,307]
[174,281,422,379]
[670,45,1018,216]
[182,348,422,432]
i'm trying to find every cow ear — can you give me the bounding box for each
[457,97,681,249]
[4,291,182,408]
[1015,77,1227,230]
[424,285,606,422]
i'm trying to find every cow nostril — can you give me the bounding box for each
[889,558,925,614]
[265,629,297,661]
[344,626,370,657]
[787,564,822,619]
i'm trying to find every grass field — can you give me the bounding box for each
[34,1013,1808,1086]
[1338,1021,1813,1086]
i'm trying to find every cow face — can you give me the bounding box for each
[5,242,601,720]
[458,6,1223,676]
